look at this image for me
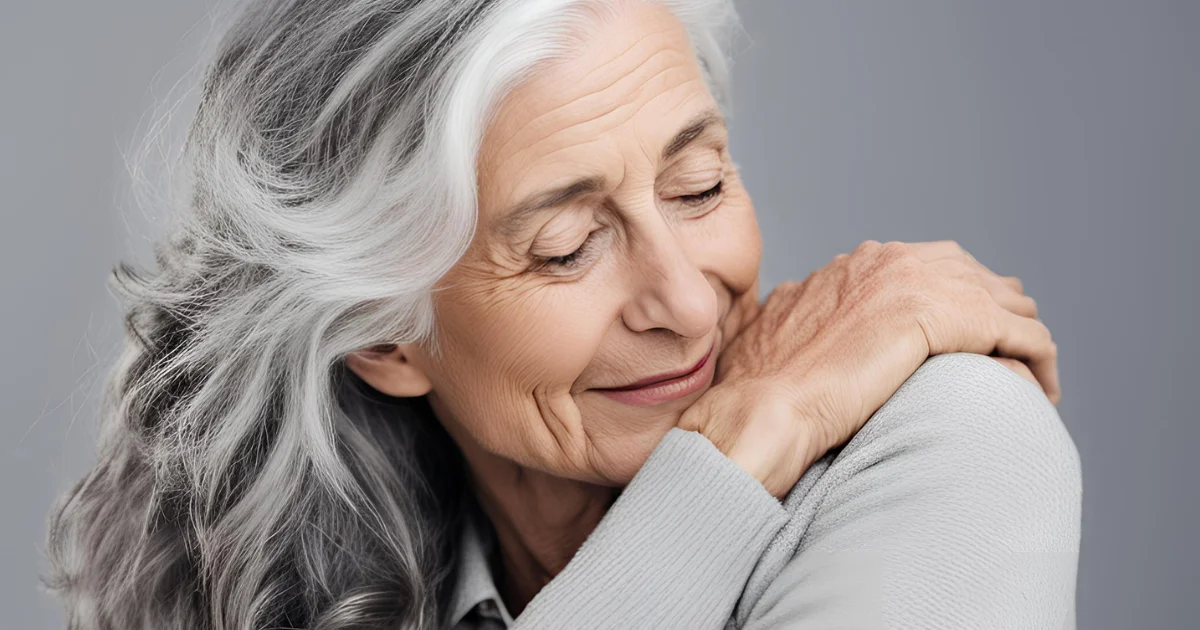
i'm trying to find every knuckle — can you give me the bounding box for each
[766,280,802,305]
[878,241,915,267]
[937,239,966,255]
[854,239,883,254]
[775,279,802,293]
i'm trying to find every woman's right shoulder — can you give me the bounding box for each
[730,351,1082,628]
[815,350,1082,539]
[862,351,1079,471]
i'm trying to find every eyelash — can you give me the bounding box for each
[679,179,724,206]
[541,238,596,269]
[537,179,725,271]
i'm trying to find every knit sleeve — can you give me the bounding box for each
[734,352,1082,630]
[511,426,790,630]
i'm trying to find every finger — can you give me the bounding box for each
[991,307,1061,403]
[940,250,1025,295]
[988,282,1038,318]
[961,261,1025,297]
[929,258,1038,318]
[915,243,1028,298]
[959,263,1034,315]
[1000,275,1024,294]
[990,357,1039,388]
[906,240,970,262]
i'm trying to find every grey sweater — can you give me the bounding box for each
[452,352,1082,629]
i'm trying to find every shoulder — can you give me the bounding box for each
[820,352,1082,538]
[732,353,1082,627]
[785,352,1082,552]
[856,352,1081,489]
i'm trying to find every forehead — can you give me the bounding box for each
[476,2,719,214]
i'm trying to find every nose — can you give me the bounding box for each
[621,219,718,339]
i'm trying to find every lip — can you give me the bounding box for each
[592,341,717,406]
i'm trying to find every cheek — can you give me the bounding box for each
[690,193,762,293]
[431,273,616,401]
[417,280,610,464]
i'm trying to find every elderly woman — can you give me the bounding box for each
[46,0,1080,628]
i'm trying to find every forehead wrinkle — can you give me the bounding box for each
[478,11,713,249]
[486,68,698,234]
[530,72,707,188]
[567,20,679,87]
[562,44,690,117]
[486,42,694,167]
[508,136,612,184]
[491,19,685,147]
[581,59,695,128]
[495,62,699,196]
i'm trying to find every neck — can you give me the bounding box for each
[432,397,617,618]
[467,456,615,617]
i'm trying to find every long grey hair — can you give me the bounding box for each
[45,0,741,627]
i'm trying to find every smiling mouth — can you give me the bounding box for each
[595,341,715,392]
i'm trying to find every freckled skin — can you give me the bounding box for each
[348,1,763,614]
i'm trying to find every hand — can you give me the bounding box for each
[678,240,1059,498]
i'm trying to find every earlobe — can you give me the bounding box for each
[344,344,433,398]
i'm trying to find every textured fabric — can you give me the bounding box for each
[445,352,1082,629]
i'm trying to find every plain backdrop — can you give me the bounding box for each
[2,1,1196,628]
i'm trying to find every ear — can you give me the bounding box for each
[344,343,433,398]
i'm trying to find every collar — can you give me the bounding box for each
[446,506,515,628]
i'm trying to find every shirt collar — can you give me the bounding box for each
[446,506,515,628]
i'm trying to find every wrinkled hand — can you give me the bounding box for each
[678,240,1059,498]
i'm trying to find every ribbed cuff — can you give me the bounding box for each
[515,427,789,629]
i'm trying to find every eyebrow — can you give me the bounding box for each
[661,108,725,161]
[491,108,727,239]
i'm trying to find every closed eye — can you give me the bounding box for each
[678,180,723,206]
[535,229,605,271]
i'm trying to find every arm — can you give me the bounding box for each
[736,353,1082,630]
[512,427,789,630]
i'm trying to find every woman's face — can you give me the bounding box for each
[357,1,762,485]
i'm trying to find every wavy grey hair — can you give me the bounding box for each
[45,0,742,627]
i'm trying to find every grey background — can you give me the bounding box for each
[2,0,1195,628]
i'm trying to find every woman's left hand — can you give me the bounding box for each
[680,240,1059,498]
[908,242,1055,400]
